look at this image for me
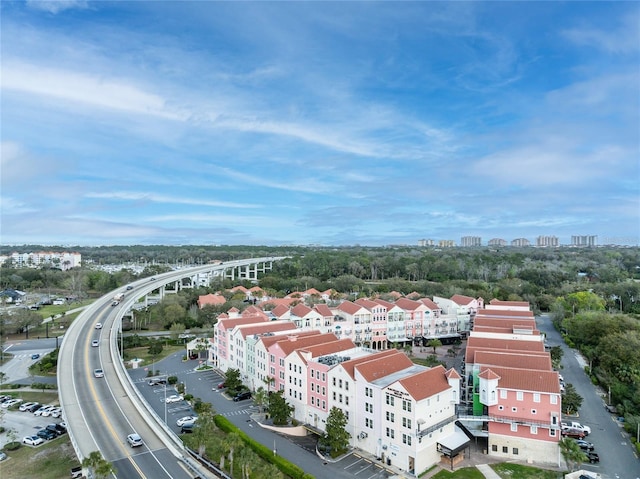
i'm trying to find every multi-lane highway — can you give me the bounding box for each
[58,259,285,478]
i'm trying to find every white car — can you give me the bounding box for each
[35,405,54,416]
[2,398,23,408]
[91,339,99,347]
[94,369,104,378]
[23,435,44,446]
[176,416,197,427]
[95,323,102,329]
[50,407,62,418]
[20,401,37,411]
[165,394,184,404]
[127,433,143,447]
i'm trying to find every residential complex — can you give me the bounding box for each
[208,290,561,474]
[0,251,81,270]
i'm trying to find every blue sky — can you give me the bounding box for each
[1,1,638,246]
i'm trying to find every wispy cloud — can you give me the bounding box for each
[26,0,88,14]
[562,12,640,54]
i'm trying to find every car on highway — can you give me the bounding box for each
[94,369,104,378]
[165,394,183,403]
[91,339,99,347]
[31,353,40,360]
[126,285,134,290]
[127,433,143,447]
[23,435,44,446]
[95,323,102,329]
[176,416,197,427]
[233,391,252,402]
[574,439,594,451]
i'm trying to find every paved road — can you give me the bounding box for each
[536,314,640,479]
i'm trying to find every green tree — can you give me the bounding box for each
[549,346,564,369]
[559,437,587,471]
[169,322,186,340]
[82,450,116,479]
[148,338,164,356]
[224,368,243,393]
[427,338,442,355]
[321,407,351,458]
[268,390,294,426]
[253,386,268,411]
[562,384,583,415]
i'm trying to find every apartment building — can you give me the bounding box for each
[460,236,482,247]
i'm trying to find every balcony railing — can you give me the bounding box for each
[457,414,561,429]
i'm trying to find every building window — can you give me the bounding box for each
[386,394,395,406]
[386,412,395,422]
[531,409,537,415]
[339,394,343,403]
[402,434,412,445]
[511,407,517,412]
[531,425,537,435]
[333,392,336,400]
[550,395,558,404]
[513,448,518,455]
[365,403,372,413]
[500,389,507,399]
[322,387,326,395]
[550,429,556,437]
[498,405,504,411]
[311,397,315,406]
[492,445,497,452]
[365,418,373,428]
[289,363,292,370]
[402,399,412,412]
[322,401,326,409]
[345,382,349,391]
[386,427,395,438]
[516,391,523,401]
[270,354,275,363]
[510,423,517,432]
[365,387,372,397]
[311,370,315,378]
[333,377,336,386]
[339,379,343,388]
[502,446,508,453]
[345,397,349,406]
[322,373,326,381]
[403,417,412,429]
[533,393,540,403]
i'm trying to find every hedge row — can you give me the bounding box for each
[213,415,314,479]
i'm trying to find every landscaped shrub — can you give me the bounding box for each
[4,442,20,451]
[168,375,178,385]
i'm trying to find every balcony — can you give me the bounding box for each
[457,413,561,430]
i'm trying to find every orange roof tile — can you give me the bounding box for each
[337,301,365,315]
[314,304,333,316]
[451,294,475,306]
[339,349,400,379]
[291,303,313,317]
[478,369,501,380]
[238,321,297,339]
[395,297,423,311]
[274,332,338,355]
[446,368,461,379]
[481,365,560,394]
[399,365,450,401]
[355,352,414,382]
[474,350,552,371]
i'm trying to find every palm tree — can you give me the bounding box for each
[559,437,587,471]
[427,338,442,355]
[82,450,116,479]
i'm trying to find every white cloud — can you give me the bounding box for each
[562,13,640,54]
[85,191,257,209]
[26,0,88,14]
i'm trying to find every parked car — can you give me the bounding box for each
[216,382,226,389]
[574,439,594,451]
[148,377,167,386]
[51,407,62,418]
[94,369,104,378]
[23,435,44,446]
[36,429,56,440]
[48,423,67,435]
[562,421,591,435]
[176,416,197,427]
[2,398,23,408]
[19,401,37,411]
[180,422,196,434]
[165,394,183,404]
[127,433,143,447]
[0,451,7,461]
[45,425,63,437]
[561,427,585,439]
[605,404,619,414]
[233,391,252,402]
[587,451,600,463]
[29,404,45,413]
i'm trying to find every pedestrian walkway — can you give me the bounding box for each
[476,464,502,479]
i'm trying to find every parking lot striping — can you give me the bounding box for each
[344,457,365,470]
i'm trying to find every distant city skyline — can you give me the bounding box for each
[1,2,638,246]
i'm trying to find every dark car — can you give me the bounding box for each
[37,429,56,440]
[561,428,584,439]
[27,403,42,413]
[126,285,134,290]
[48,423,66,435]
[587,452,599,463]
[31,353,40,360]
[180,422,196,434]
[45,424,63,437]
[233,391,252,402]
[574,439,594,451]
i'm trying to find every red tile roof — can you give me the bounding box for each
[478,369,501,380]
[296,338,356,364]
[474,350,552,371]
[451,294,476,306]
[395,297,422,311]
[197,293,226,308]
[466,346,550,364]
[337,301,365,315]
[446,368,461,379]
[488,299,530,308]
[291,303,313,317]
[338,349,400,380]
[481,365,560,394]
[274,332,339,355]
[355,352,414,382]
[238,321,297,339]
[399,365,450,401]
[476,309,534,318]
[259,330,320,349]
[419,298,440,310]
[314,304,333,317]
[271,304,290,318]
